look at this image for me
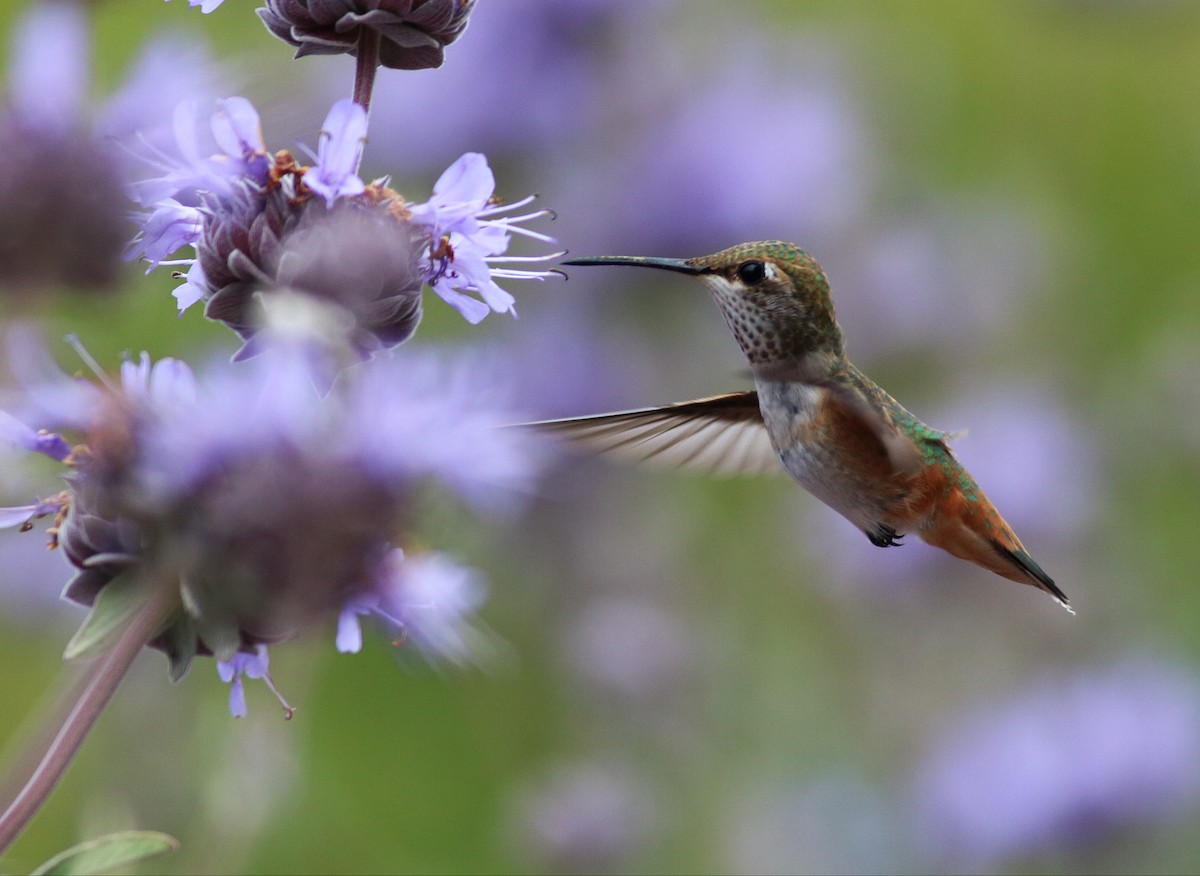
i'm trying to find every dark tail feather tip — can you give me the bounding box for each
[992,540,1070,608]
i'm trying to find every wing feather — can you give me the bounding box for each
[531,391,781,478]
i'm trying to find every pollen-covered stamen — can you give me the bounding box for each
[268,149,307,192]
[424,234,458,286]
[430,235,455,263]
[362,184,414,223]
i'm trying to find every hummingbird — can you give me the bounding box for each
[548,240,1068,608]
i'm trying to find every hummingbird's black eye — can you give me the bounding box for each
[736,259,767,285]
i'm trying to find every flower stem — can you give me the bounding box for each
[0,585,175,855]
[352,28,381,114]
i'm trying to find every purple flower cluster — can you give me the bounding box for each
[0,0,562,728]
[0,337,543,713]
[127,97,559,361]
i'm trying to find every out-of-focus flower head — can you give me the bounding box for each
[514,760,659,874]
[619,47,873,254]
[0,1,227,297]
[913,658,1200,869]
[127,98,558,363]
[338,0,670,169]
[0,2,128,293]
[0,334,545,711]
[258,0,475,70]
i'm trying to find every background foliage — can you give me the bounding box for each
[3,1,1200,873]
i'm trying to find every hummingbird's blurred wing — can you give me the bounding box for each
[532,391,781,477]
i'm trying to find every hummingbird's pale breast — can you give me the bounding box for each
[755,377,905,534]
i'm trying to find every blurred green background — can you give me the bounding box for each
[3,1,1200,873]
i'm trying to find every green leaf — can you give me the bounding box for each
[30,830,179,875]
[161,615,198,683]
[63,574,148,662]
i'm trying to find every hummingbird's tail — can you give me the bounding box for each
[918,484,1070,609]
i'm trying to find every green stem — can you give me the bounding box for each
[352,27,381,114]
[0,586,174,855]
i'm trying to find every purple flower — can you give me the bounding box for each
[304,99,368,207]
[410,152,561,323]
[0,499,66,531]
[0,410,71,462]
[217,646,270,718]
[124,198,203,272]
[127,99,558,361]
[913,658,1200,868]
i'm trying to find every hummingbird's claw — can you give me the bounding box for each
[865,524,904,548]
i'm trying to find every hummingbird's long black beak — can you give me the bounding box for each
[561,255,711,276]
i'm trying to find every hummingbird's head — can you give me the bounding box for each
[564,241,843,369]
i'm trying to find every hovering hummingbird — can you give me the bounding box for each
[548,241,1068,608]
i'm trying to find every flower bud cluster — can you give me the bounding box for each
[259,0,476,70]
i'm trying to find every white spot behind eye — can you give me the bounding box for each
[762,262,779,281]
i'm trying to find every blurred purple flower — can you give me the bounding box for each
[620,48,873,253]
[830,198,1051,359]
[0,3,128,292]
[99,33,225,137]
[913,658,1200,868]
[337,549,487,663]
[930,383,1099,540]
[514,761,659,873]
[8,1,87,136]
[0,409,71,461]
[319,0,669,169]
[127,98,270,209]
[564,596,693,700]
[1,336,546,702]
[0,5,227,296]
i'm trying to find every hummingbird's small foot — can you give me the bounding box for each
[865,524,904,548]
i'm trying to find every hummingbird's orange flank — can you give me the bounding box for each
[546,241,1068,608]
